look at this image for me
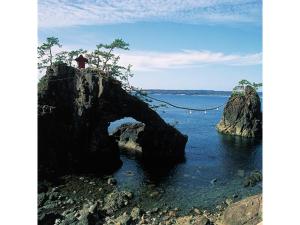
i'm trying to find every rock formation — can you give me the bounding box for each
[216,86,262,138]
[217,194,262,225]
[112,122,145,155]
[38,64,187,177]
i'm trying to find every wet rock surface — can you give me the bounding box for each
[38,64,187,177]
[243,170,262,187]
[38,175,262,225]
[112,123,145,155]
[216,86,262,138]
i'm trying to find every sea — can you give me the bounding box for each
[108,90,262,213]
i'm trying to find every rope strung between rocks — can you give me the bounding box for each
[41,75,226,112]
[143,94,226,112]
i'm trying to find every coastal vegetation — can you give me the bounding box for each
[233,79,262,95]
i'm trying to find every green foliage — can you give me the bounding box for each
[38,37,62,68]
[232,79,262,95]
[67,49,87,66]
[37,37,160,109]
[54,51,68,64]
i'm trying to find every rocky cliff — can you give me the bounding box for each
[38,64,187,177]
[216,86,262,138]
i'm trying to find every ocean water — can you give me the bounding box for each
[108,93,262,212]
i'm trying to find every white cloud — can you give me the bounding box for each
[39,0,261,28]
[118,50,262,71]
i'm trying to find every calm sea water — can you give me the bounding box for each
[108,93,262,212]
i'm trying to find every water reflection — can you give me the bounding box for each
[218,134,262,178]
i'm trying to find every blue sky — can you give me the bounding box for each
[38,0,262,91]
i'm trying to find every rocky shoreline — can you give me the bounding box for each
[38,174,262,225]
[38,65,262,225]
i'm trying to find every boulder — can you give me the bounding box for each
[103,190,133,215]
[112,122,188,160]
[216,86,262,138]
[130,207,141,221]
[112,122,144,155]
[218,194,262,225]
[38,64,187,177]
[175,215,211,225]
[243,170,262,187]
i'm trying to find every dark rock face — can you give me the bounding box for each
[112,122,187,160]
[112,122,188,160]
[38,64,187,177]
[216,86,262,138]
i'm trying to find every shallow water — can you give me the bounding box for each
[108,93,262,212]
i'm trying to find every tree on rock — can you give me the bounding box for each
[233,79,262,94]
[54,51,68,64]
[38,37,62,68]
[67,49,87,66]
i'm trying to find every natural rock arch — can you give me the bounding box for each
[38,64,187,177]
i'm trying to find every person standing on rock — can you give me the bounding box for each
[75,55,88,69]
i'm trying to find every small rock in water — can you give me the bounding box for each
[149,191,160,198]
[168,210,176,217]
[125,170,134,176]
[131,207,141,220]
[194,208,201,214]
[225,198,233,206]
[232,194,239,199]
[107,177,117,185]
[152,207,159,213]
[210,178,217,184]
[243,170,262,187]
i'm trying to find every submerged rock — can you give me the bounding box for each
[216,86,262,138]
[243,170,262,187]
[38,64,187,177]
[103,190,133,215]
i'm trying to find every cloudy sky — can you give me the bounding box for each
[38,0,262,91]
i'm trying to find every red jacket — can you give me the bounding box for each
[75,55,88,69]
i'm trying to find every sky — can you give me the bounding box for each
[38,0,262,91]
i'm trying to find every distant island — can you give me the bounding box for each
[145,89,262,96]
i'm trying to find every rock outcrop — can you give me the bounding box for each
[217,194,262,225]
[38,64,187,177]
[112,122,145,155]
[216,86,262,138]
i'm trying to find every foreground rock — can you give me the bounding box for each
[38,64,187,177]
[38,174,262,225]
[216,86,262,138]
[217,194,262,225]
